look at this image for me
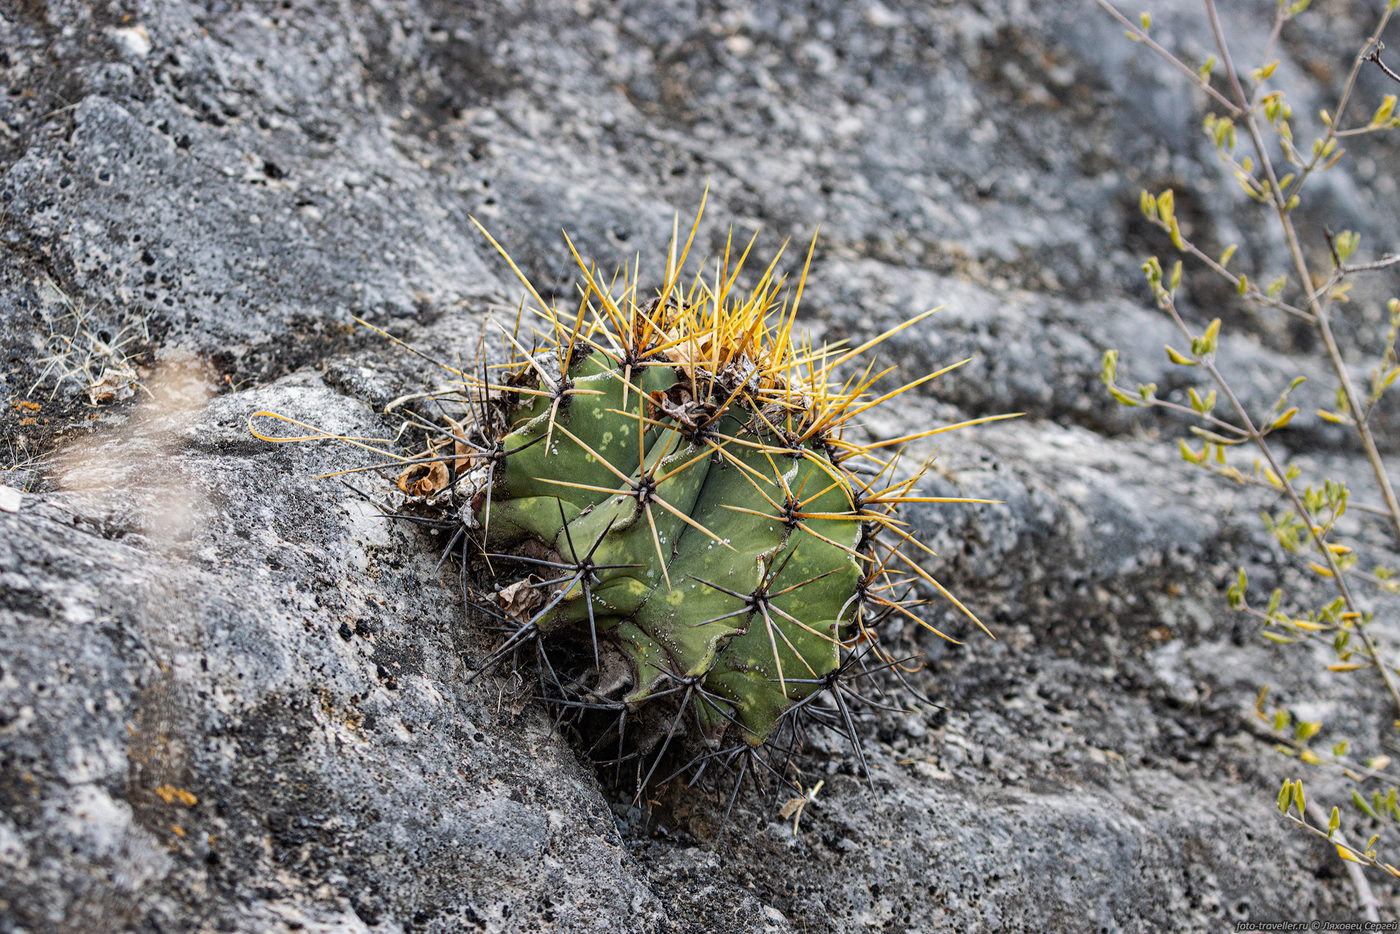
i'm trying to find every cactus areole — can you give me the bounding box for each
[387,206,999,757]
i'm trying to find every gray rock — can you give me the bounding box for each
[4,0,1399,931]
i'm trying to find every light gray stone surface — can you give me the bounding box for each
[3,1,1400,931]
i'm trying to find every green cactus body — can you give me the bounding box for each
[481,348,862,745]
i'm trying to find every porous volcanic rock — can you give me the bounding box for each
[3,1,1399,931]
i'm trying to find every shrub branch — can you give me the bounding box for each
[1203,0,1400,542]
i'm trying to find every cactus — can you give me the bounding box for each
[252,202,1007,773]
[430,207,1005,757]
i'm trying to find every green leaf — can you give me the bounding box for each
[1142,257,1163,286]
[1278,779,1293,812]
[1197,318,1221,355]
[1165,345,1195,366]
[1273,375,1306,405]
[1227,568,1247,608]
[1371,95,1397,128]
[1292,780,1306,815]
[1334,230,1359,263]
[1157,189,1175,222]
[1100,349,1119,385]
[1108,387,1142,407]
[1270,407,1298,430]
[1328,806,1339,836]
[1206,114,1237,150]
[1140,190,1157,219]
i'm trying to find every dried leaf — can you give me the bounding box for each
[495,577,548,623]
[398,461,450,497]
[445,416,475,471]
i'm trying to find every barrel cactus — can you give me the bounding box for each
[420,209,1001,758]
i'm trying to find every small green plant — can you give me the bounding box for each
[1099,0,1400,914]
[254,202,1010,793]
